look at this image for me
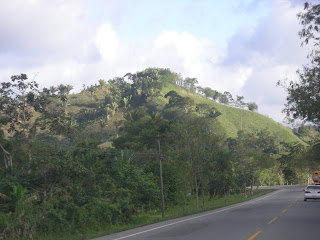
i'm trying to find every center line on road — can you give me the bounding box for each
[248,231,262,240]
[268,217,278,224]
[282,209,287,213]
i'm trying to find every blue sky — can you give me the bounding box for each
[91,0,269,44]
[0,0,309,123]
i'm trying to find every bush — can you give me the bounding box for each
[0,202,41,240]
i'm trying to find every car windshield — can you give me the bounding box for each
[307,186,320,190]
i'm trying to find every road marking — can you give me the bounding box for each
[282,209,287,213]
[248,231,262,240]
[288,204,293,208]
[268,217,278,224]
[103,190,283,240]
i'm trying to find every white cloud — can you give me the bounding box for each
[217,0,310,122]
[95,23,119,63]
[0,0,91,60]
[154,31,210,61]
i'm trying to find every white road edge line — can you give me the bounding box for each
[104,189,284,240]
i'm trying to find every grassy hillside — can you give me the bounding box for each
[161,84,304,144]
[61,81,303,146]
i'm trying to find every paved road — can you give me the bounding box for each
[93,185,320,240]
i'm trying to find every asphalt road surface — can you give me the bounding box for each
[93,185,320,240]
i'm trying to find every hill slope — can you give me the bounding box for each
[161,84,304,144]
[4,68,301,147]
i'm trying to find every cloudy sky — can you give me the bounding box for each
[0,0,312,123]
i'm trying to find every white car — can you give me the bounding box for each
[304,185,320,201]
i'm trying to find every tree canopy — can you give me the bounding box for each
[280,2,320,125]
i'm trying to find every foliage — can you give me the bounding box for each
[0,68,315,240]
[280,2,320,125]
[247,102,258,111]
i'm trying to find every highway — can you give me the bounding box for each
[93,185,320,240]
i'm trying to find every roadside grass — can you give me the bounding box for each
[35,189,273,240]
[84,189,273,240]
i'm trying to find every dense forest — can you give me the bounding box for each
[0,67,319,239]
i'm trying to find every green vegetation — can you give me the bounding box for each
[86,189,272,240]
[0,66,319,239]
[279,2,320,126]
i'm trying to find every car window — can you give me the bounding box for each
[307,186,320,190]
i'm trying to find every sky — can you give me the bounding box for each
[0,0,312,123]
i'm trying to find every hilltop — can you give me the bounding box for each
[58,68,303,147]
[0,68,303,147]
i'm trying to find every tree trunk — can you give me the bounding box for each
[223,186,227,205]
[0,143,14,174]
[244,183,247,197]
[195,176,199,209]
[183,190,188,213]
[201,186,205,209]
[250,176,254,196]
[27,136,32,173]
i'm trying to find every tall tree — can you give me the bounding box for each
[0,74,41,171]
[280,2,320,125]
[234,95,246,109]
[0,75,71,172]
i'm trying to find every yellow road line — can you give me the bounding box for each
[282,209,287,213]
[268,217,278,224]
[248,231,262,240]
[288,204,293,208]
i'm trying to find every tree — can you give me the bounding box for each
[195,104,221,119]
[0,75,72,173]
[122,96,130,108]
[247,102,258,112]
[168,119,226,209]
[110,102,119,116]
[203,87,219,101]
[209,150,235,204]
[57,84,73,102]
[125,68,165,106]
[195,104,211,117]
[280,2,320,125]
[234,95,246,109]
[234,95,247,130]
[178,97,195,113]
[164,90,181,105]
[0,74,41,171]
[218,92,233,105]
[231,130,276,194]
[164,91,195,113]
[98,79,107,88]
[0,131,14,174]
[183,77,198,92]
[224,91,234,105]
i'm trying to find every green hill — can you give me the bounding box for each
[159,83,303,144]
[2,68,300,146]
